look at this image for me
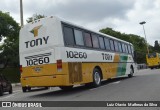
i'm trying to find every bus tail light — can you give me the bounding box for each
[20,65,22,73]
[57,59,62,71]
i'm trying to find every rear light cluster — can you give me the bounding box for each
[20,65,22,73]
[57,59,62,71]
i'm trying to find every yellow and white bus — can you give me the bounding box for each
[19,16,137,92]
[146,53,160,69]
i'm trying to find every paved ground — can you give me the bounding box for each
[0,68,160,110]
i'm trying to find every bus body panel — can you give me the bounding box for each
[19,17,64,54]
[20,46,135,87]
[146,53,160,69]
[19,16,136,88]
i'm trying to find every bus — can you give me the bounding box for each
[19,16,137,92]
[146,53,160,69]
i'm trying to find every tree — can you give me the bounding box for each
[0,11,20,69]
[26,14,45,23]
[154,40,160,52]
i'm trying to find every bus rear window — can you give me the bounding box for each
[148,53,157,58]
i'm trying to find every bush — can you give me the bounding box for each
[0,67,20,83]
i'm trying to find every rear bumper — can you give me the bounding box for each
[148,65,160,68]
[21,74,69,87]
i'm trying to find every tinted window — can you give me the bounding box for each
[114,40,119,52]
[130,45,134,57]
[110,39,115,51]
[99,37,105,49]
[63,26,75,46]
[84,32,92,47]
[148,53,157,58]
[74,29,84,46]
[131,45,134,54]
[118,42,122,52]
[92,34,99,48]
[122,43,126,53]
[128,45,131,54]
[104,38,110,50]
[125,44,129,53]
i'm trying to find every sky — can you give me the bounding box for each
[0,0,160,46]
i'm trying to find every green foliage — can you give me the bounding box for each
[99,27,153,64]
[0,67,20,83]
[0,11,20,68]
[154,40,160,52]
[26,13,45,23]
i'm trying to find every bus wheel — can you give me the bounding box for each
[22,87,27,92]
[27,87,31,91]
[128,67,134,78]
[92,68,102,87]
[44,87,49,89]
[59,86,73,91]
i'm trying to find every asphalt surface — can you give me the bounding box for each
[0,68,160,110]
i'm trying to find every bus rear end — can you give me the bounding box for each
[146,53,160,69]
[19,17,70,92]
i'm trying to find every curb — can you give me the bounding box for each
[12,83,21,87]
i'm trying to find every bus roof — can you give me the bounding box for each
[22,16,132,45]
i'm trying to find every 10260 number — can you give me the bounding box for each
[66,51,87,59]
[26,57,50,66]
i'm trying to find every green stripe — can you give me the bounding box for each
[117,55,128,76]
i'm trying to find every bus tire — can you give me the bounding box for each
[27,87,31,91]
[44,87,49,89]
[22,87,27,92]
[92,68,102,87]
[59,86,73,91]
[128,66,134,78]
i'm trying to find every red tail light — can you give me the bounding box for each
[20,65,22,73]
[57,59,62,71]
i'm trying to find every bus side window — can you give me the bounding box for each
[74,29,84,46]
[98,36,105,49]
[110,39,115,51]
[63,26,75,46]
[118,42,122,52]
[104,38,110,50]
[128,45,131,54]
[130,45,134,56]
[92,34,100,48]
[131,46,134,54]
[125,44,129,53]
[84,32,92,47]
[122,43,126,53]
[114,40,119,52]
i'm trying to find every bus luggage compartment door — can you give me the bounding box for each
[68,62,82,84]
